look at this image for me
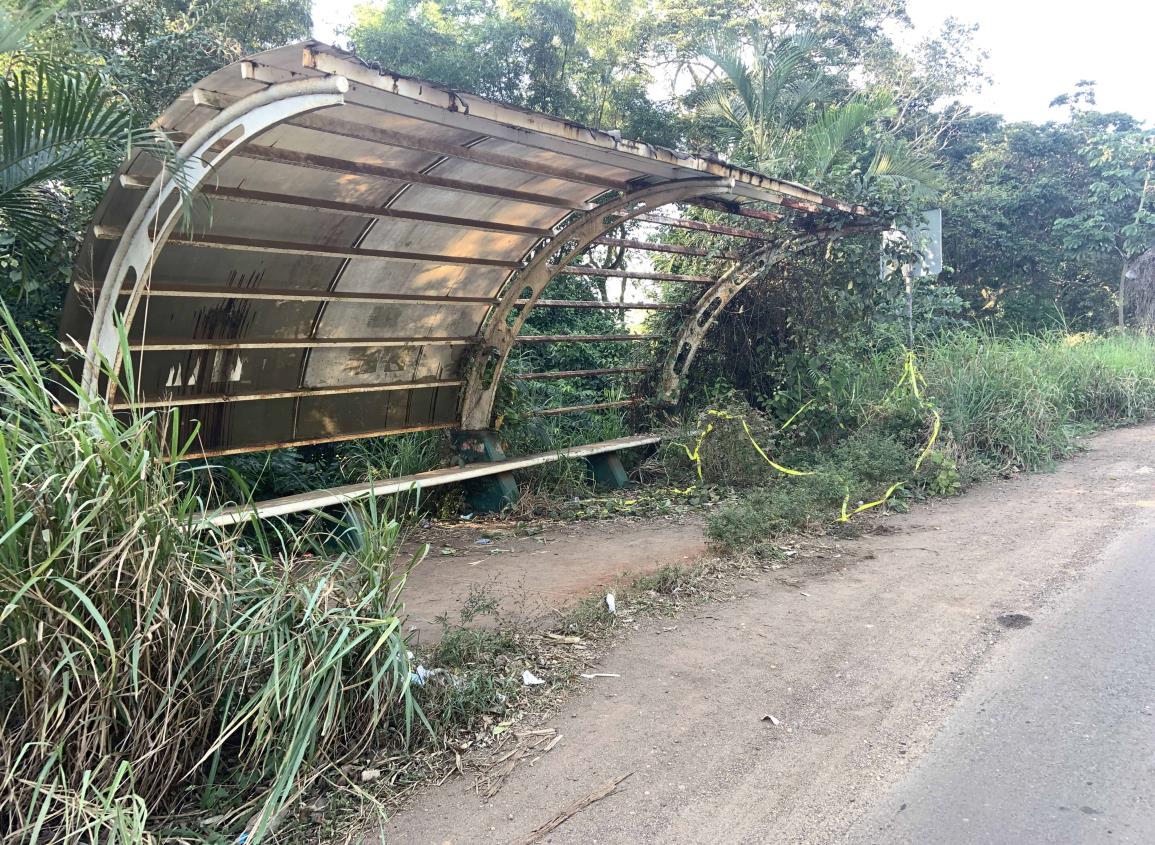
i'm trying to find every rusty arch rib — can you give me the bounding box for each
[60,41,872,458]
[654,220,889,406]
[458,177,738,429]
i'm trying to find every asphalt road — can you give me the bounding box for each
[843,523,1155,845]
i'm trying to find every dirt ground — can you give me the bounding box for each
[397,514,708,641]
[366,424,1155,845]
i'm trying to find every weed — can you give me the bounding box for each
[705,471,845,554]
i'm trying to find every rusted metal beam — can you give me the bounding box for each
[556,265,714,284]
[190,87,628,191]
[110,378,463,410]
[637,213,773,241]
[102,283,499,306]
[190,422,458,460]
[594,236,741,260]
[530,398,643,416]
[119,178,552,237]
[517,299,679,310]
[155,232,520,269]
[301,46,875,216]
[129,336,477,352]
[515,333,658,343]
[168,131,591,211]
[690,197,786,223]
[510,366,649,381]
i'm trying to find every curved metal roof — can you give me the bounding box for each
[61,41,873,457]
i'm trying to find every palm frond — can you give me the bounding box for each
[0,1,61,54]
[0,60,184,274]
[800,100,876,178]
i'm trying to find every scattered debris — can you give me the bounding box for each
[522,670,546,686]
[761,714,781,726]
[798,591,811,597]
[543,632,585,645]
[475,538,493,546]
[472,729,564,798]
[515,773,633,844]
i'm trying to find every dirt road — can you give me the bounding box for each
[372,424,1155,844]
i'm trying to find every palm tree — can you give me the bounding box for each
[1,2,169,285]
[691,33,939,200]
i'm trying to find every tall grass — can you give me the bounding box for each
[0,312,423,844]
[921,331,1155,471]
[701,330,1155,552]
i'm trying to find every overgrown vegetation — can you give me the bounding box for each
[0,317,428,843]
[698,331,1155,554]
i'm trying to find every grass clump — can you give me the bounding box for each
[0,314,427,844]
[922,331,1155,471]
[705,471,846,556]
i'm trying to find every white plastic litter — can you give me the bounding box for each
[580,673,620,679]
[605,592,616,614]
[522,670,546,686]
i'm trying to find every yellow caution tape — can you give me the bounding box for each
[679,348,945,524]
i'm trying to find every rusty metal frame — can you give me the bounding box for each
[67,43,880,460]
[458,177,737,429]
[520,300,679,310]
[637,213,773,241]
[530,398,642,416]
[593,236,741,259]
[166,132,593,211]
[117,179,553,236]
[189,86,630,191]
[81,75,350,398]
[515,333,659,344]
[110,378,464,410]
[556,266,715,284]
[511,366,649,381]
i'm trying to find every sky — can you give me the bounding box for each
[312,0,1154,126]
[906,0,1154,125]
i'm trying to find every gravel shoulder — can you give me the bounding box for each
[370,424,1155,845]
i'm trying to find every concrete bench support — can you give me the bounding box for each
[451,429,520,511]
[587,451,630,489]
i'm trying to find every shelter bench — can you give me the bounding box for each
[200,434,661,528]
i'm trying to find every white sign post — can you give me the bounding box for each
[880,209,942,347]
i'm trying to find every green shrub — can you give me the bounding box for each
[922,331,1155,471]
[705,471,845,554]
[661,392,786,488]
